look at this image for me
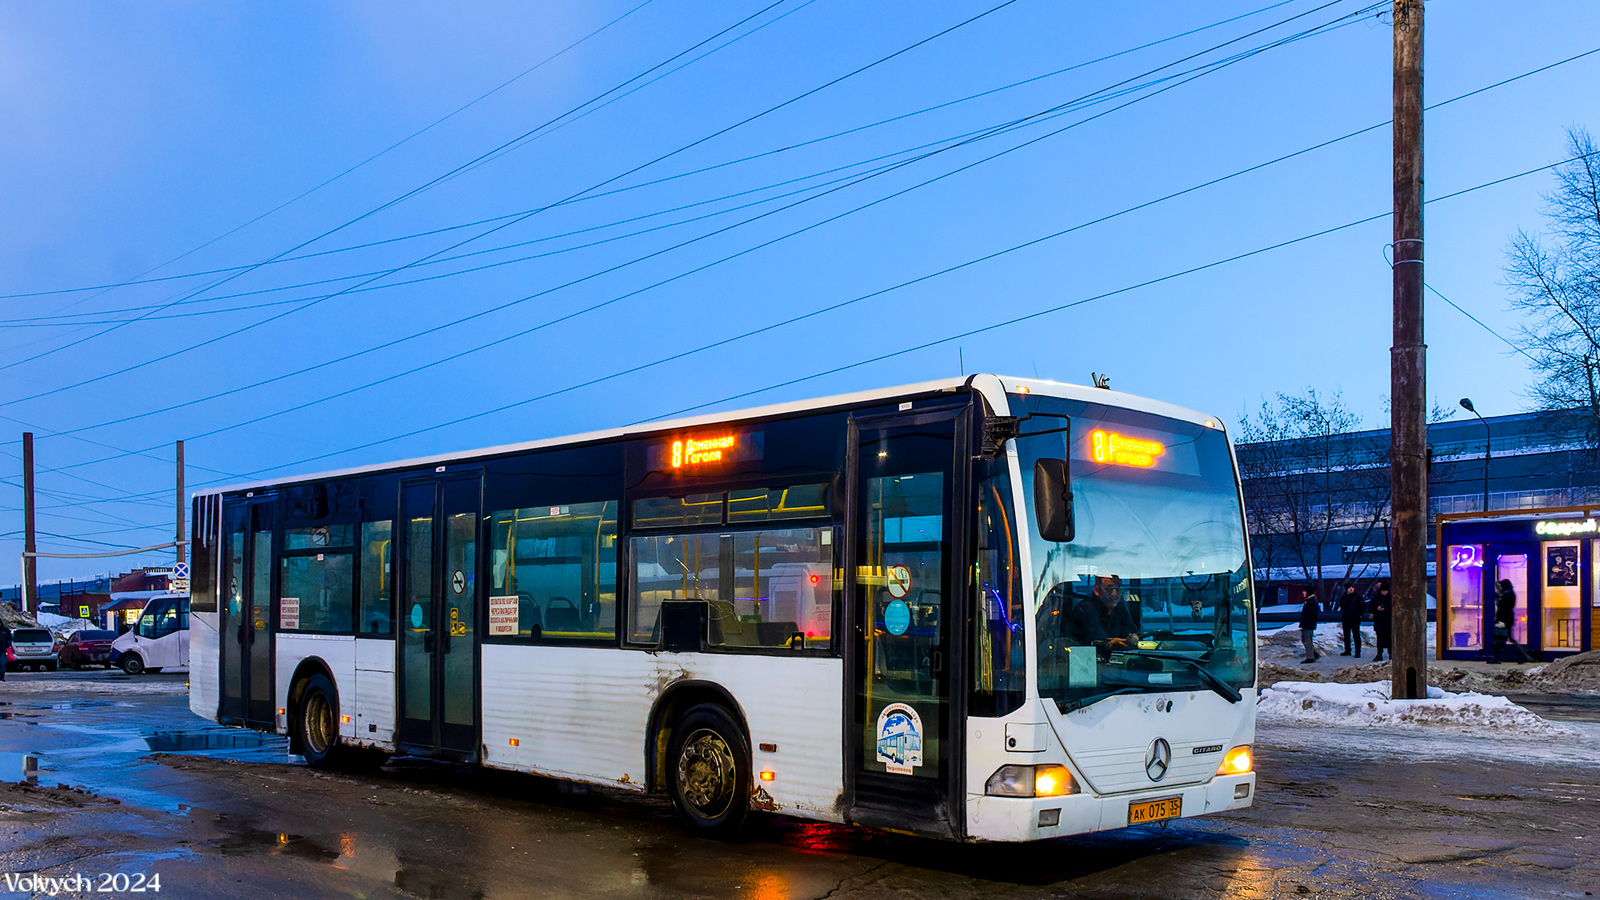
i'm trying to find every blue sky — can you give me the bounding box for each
[3,0,1598,582]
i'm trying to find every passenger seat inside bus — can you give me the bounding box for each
[543,597,580,633]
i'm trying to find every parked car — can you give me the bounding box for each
[7,628,57,671]
[57,629,118,670]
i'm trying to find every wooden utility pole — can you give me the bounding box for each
[22,432,37,615]
[175,440,186,568]
[1390,0,1428,700]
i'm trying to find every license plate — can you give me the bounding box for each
[1128,795,1182,825]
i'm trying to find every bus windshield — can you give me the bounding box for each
[1013,394,1254,711]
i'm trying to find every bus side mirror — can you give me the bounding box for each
[1033,458,1074,543]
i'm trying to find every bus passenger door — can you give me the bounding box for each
[397,478,481,760]
[220,501,275,728]
[847,407,966,838]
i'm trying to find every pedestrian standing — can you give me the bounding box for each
[1489,579,1532,664]
[1369,581,1393,662]
[1298,589,1322,664]
[1337,584,1365,658]
[0,620,11,681]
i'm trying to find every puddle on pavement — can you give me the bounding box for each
[145,730,270,752]
[0,750,44,784]
[214,828,414,888]
[217,829,341,862]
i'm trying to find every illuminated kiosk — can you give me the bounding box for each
[1436,508,1600,661]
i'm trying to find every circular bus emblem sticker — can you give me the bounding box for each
[886,565,912,599]
[884,599,911,636]
[409,603,425,629]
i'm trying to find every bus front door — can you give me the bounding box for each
[847,407,966,838]
[220,501,275,728]
[397,478,481,761]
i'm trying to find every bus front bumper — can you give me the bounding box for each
[965,772,1256,842]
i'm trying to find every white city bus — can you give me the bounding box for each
[186,375,1256,840]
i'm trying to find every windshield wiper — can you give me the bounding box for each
[1055,687,1142,713]
[1114,650,1242,704]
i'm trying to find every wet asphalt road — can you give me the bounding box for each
[2,670,1598,900]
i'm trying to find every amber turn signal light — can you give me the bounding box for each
[985,764,1078,798]
[1217,745,1252,776]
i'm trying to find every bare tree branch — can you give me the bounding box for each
[1506,127,1600,443]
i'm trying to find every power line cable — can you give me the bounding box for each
[0,0,1025,409]
[2,0,1316,304]
[0,0,1427,528]
[40,1,1574,525]
[18,0,660,323]
[1424,282,1533,359]
[0,0,795,374]
[5,68,1225,329]
[31,1,1375,458]
[643,156,1600,421]
[146,129,1582,495]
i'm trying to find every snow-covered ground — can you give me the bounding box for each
[0,676,186,695]
[1257,621,1435,663]
[1259,679,1567,736]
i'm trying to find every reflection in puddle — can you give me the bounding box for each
[0,752,44,784]
[145,731,269,752]
[215,829,341,862]
[332,832,402,885]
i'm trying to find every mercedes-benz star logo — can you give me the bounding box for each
[1145,738,1172,782]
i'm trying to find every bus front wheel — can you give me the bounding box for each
[667,704,750,837]
[119,654,144,676]
[297,674,346,770]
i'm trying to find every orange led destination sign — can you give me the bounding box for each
[1090,429,1165,468]
[671,434,738,467]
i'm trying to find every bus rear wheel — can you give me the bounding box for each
[667,704,750,837]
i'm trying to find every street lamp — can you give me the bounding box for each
[1459,398,1490,513]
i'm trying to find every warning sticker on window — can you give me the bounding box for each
[488,595,519,636]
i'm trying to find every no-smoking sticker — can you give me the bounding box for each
[887,564,912,599]
[451,570,466,594]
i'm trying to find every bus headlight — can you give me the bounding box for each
[985,764,1078,798]
[1217,745,1252,776]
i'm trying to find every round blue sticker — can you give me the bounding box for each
[409,603,425,629]
[884,599,912,636]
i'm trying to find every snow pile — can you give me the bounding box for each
[1531,650,1600,693]
[34,612,97,637]
[1259,680,1568,736]
[1,605,41,629]
[1257,622,1437,662]
[1258,623,1370,662]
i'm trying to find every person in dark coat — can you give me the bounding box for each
[1298,590,1322,663]
[1337,584,1365,657]
[0,621,11,681]
[1489,579,1532,663]
[1067,575,1139,658]
[1368,582,1393,662]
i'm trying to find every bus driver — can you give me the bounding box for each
[1067,575,1141,657]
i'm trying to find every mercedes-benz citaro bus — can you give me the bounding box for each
[185,376,1256,841]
